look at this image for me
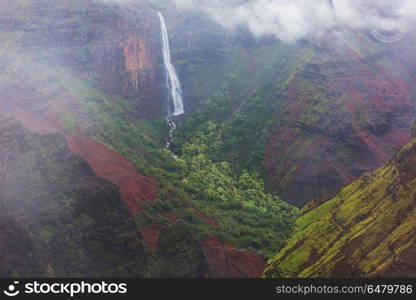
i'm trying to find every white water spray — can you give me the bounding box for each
[157,11,184,149]
[157,11,184,117]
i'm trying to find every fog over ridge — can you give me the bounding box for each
[97,0,416,42]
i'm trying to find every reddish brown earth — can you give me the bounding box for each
[139,227,161,252]
[202,238,265,278]
[64,133,158,213]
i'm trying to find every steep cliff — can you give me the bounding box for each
[264,134,416,278]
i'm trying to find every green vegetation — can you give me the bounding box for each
[177,122,298,256]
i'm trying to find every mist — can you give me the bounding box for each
[170,0,416,42]
[92,0,416,42]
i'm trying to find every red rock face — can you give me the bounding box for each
[64,133,158,213]
[265,37,416,207]
[202,238,265,278]
[114,10,160,104]
[121,33,153,90]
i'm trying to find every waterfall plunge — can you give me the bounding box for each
[157,11,184,149]
[157,11,184,117]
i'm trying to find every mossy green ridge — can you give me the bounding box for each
[265,136,416,278]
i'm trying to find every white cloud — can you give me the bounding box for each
[95,0,416,42]
[171,0,416,42]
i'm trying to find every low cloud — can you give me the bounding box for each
[94,0,416,42]
[171,0,416,42]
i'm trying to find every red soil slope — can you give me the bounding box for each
[64,133,157,213]
[202,238,265,278]
[139,227,161,252]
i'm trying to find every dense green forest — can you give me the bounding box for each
[129,115,298,257]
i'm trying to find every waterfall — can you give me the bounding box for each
[157,11,184,149]
[157,12,184,117]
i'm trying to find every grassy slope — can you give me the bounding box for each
[264,137,416,277]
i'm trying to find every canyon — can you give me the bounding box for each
[1,0,416,278]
